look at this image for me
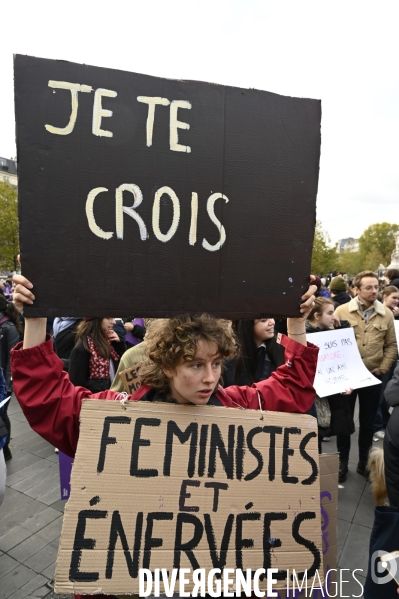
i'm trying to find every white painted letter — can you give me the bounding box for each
[86,187,113,240]
[170,100,192,153]
[202,193,229,252]
[192,569,206,597]
[137,96,170,147]
[179,569,191,597]
[253,569,266,597]
[162,568,178,597]
[45,81,92,135]
[152,186,180,243]
[222,569,235,597]
[189,192,198,245]
[139,569,153,596]
[207,569,222,598]
[115,184,148,240]
[92,88,117,137]
[235,569,252,597]
[266,568,278,597]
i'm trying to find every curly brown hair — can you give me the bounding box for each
[140,314,237,394]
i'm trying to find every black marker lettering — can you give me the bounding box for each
[173,513,204,571]
[204,481,229,512]
[179,479,201,512]
[143,512,173,570]
[299,432,318,485]
[262,425,283,481]
[106,510,143,579]
[235,425,245,480]
[208,424,235,479]
[163,421,198,478]
[235,512,261,570]
[204,513,234,570]
[97,416,131,473]
[282,427,301,484]
[198,424,209,477]
[244,427,263,481]
[292,511,321,578]
[130,417,161,477]
[263,512,287,580]
[69,509,107,582]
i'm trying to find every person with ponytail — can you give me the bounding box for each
[69,317,126,393]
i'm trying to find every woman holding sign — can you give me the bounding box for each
[306,297,354,465]
[10,274,320,599]
[10,274,319,457]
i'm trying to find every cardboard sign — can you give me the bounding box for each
[119,361,145,394]
[306,328,381,397]
[276,453,338,598]
[55,400,323,595]
[14,55,321,319]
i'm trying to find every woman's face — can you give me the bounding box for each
[253,318,275,345]
[384,292,399,309]
[165,339,222,405]
[101,317,116,335]
[318,305,335,330]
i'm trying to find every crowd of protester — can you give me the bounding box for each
[0,269,398,478]
[0,268,399,597]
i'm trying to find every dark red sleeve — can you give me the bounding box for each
[11,336,123,457]
[222,334,319,413]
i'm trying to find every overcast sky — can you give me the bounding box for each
[1,0,398,243]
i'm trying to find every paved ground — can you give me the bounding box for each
[0,394,383,598]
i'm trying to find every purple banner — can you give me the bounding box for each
[58,451,74,500]
[125,317,145,346]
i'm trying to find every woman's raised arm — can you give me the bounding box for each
[13,275,47,349]
[286,275,318,346]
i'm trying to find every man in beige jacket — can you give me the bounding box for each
[334,270,397,482]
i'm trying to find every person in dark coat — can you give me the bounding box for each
[0,296,23,461]
[385,268,399,291]
[384,361,399,506]
[53,317,83,371]
[224,318,283,387]
[69,317,126,393]
[384,406,399,507]
[0,368,8,505]
[329,275,352,308]
[223,318,318,426]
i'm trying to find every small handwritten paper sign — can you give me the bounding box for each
[306,328,381,397]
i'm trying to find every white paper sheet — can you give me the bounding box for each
[306,328,381,397]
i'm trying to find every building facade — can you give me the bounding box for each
[0,157,17,186]
[336,237,359,253]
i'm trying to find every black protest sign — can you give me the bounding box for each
[55,400,322,595]
[14,55,321,318]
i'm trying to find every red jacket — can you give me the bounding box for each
[11,334,318,599]
[11,334,318,459]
